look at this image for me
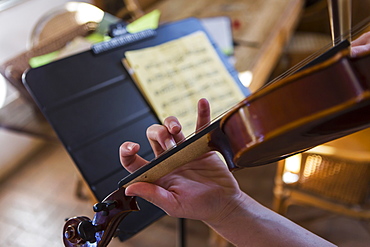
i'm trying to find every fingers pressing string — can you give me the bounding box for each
[119,142,148,173]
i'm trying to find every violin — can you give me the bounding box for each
[63,40,370,247]
[63,3,370,247]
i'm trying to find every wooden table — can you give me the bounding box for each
[146,0,304,92]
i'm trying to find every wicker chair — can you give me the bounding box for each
[273,131,370,220]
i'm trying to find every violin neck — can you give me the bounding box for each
[327,0,352,46]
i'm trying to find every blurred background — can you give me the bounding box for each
[0,0,369,246]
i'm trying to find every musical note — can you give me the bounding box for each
[124,31,245,136]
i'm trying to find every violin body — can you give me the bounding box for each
[63,44,370,247]
[222,49,370,167]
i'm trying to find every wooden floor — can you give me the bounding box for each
[0,122,369,246]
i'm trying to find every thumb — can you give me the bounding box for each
[125,182,175,211]
[351,44,370,57]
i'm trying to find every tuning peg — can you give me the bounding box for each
[93,202,106,212]
[77,220,97,243]
[93,200,117,216]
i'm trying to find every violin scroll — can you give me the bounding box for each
[63,187,139,247]
[63,216,96,246]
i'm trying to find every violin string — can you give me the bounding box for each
[259,16,370,91]
[181,17,370,142]
[263,43,333,87]
[203,17,370,132]
[351,16,370,38]
[194,17,370,135]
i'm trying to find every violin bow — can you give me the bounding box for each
[263,0,370,90]
[327,0,352,45]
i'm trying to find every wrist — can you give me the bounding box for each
[202,191,336,247]
[203,191,252,230]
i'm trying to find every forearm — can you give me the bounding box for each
[204,193,336,247]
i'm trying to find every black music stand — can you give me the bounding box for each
[23,18,248,242]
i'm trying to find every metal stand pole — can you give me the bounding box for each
[177,218,186,247]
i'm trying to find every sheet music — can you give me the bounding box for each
[124,31,244,136]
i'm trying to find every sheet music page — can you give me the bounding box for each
[124,31,245,136]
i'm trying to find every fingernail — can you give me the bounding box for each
[125,191,136,197]
[169,121,180,131]
[127,143,136,151]
[164,138,177,150]
[125,187,137,197]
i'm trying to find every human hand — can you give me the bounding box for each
[119,99,337,247]
[351,31,370,57]
[119,98,244,223]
